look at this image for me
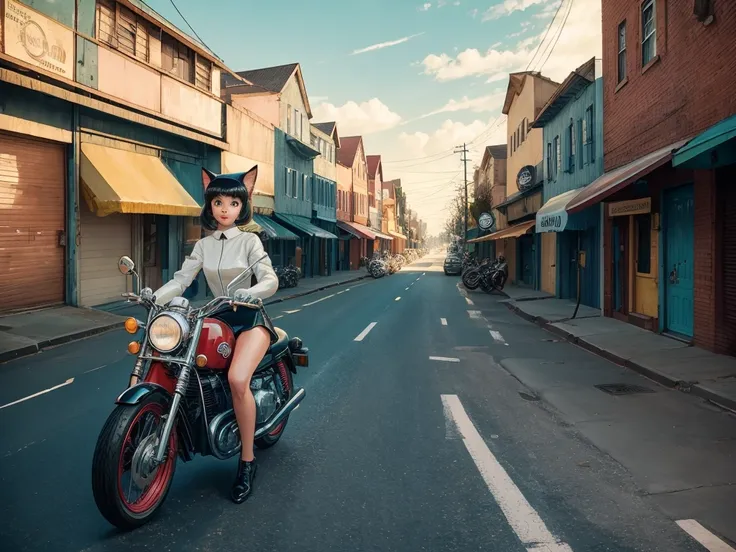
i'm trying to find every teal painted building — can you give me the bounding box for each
[0,0,229,313]
[533,58,604,308]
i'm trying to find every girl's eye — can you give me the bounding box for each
[214,200,221,206]
[231,201,240,208]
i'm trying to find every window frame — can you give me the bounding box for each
[641,0,657,67]
[617,20,627,83]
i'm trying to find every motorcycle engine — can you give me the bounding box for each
[251,373,281,425]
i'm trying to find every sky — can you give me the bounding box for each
[146,0,602,236]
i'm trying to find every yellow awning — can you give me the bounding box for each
[81,143,201,217]
[389,230,407,240]
[468,220,535,243]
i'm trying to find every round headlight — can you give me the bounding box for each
[148,314,186,353]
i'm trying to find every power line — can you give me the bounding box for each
[538,0,574,72]
[454,143,470,250]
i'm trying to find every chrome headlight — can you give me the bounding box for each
[148,313,189,353]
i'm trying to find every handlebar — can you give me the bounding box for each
[121,291,263,319]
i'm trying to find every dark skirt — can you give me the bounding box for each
[213,305,278,344]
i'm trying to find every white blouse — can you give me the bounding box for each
[154,226,279,306]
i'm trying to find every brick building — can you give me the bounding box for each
[566,0,735,354]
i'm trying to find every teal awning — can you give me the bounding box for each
[253,214,298,240]
[286,137,321,160]
[274,213,338,239]
[673,114,736,169]
[465,227,480,240]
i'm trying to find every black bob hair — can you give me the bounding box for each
[200,165,258,232]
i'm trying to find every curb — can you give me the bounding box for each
[502,301,736,412]
[0,275,369,364]
[0,321,124,364]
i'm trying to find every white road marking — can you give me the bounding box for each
[465,297,474,305]
[0,378,75,411]
[416,277,421,281]
[406,287,410,290]
[677,520,736,552]
[468,310,482,319]
[84,364,108,374]
[395,296,401,301]
[490,330,508,345]
[283,309,301,314]
[441,394,573,552]
[271,315,284,320]
[423,272,426,275]
[440,318,448,326]
[303,293,335,306]
[354,322,377,342]
[429,356,460,363]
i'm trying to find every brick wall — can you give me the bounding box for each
[602,0,736,171]
[693,171,717,350]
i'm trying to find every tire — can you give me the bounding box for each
[462,271,481,290]
[255,368,294,450]
[91,394,177,530]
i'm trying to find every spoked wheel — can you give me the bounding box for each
[462,269,481,290]
[92,394,177,530]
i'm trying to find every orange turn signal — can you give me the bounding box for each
[127,341,141,355]
[293,353,309,367]
[195,354,208,368]
[124,318,139,334]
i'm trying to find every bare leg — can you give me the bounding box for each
[228,326,271,462]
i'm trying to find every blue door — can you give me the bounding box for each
[664,184,695,337]
[518,234,534,285]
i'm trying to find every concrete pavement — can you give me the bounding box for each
[0,253,733,551]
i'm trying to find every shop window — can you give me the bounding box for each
[195,54,212,92]
[95,0,150,62]
[636,214,652,274]
[184,217,201,244]
[617,20,627,83]
[143,215,158,267]
[641,0,656,66]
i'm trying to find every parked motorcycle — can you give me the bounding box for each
[91,255,309,530]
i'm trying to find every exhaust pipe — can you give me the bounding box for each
[254,387,306,438]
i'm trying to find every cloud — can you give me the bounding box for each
[312,98,402,136]
[483,0,552,21]
[377,117,507,235]
[418,2,432,11]
[421,91,506,118]
[469,8,479,17]
[420,0,601,83]
[351,33,425,55]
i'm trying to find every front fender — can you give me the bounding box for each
[115,382,172,406]
[114,382,196,462]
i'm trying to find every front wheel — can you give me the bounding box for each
[92,394,178,530]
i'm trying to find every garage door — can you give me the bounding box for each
[79,201,132,307]
[0,133,66,313]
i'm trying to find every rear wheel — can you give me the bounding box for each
[92,394,177,530]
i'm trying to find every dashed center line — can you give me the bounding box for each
[677,520,735,551]
[283,309,301,314]
[0,378,75,410]
[468,310,482,319]
[441,394,573,552]
[354,322,377,342]
[465,297,475,305]
[395,297,401,301]
[405,287,410,290]
[440,318,448,326]
[271,315,284,320]
[302,293,335,307]
[490,330,508,345]
[430,356,460,363]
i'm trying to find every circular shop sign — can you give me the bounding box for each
[478,212,495,230]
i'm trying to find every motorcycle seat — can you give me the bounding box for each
[255,327,289,372]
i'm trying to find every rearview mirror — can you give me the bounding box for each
[118,256,136,275]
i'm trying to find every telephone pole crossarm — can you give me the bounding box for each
[454,143,470,250]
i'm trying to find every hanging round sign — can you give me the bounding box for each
[517,165,536,191]
[478,212,495,231]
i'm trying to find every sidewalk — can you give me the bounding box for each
[0,271,368,364]
[499,285,736,412]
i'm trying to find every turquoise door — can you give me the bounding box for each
[664,184,695,337]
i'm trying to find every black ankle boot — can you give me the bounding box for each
[231,458,257,504]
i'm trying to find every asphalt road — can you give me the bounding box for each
[0,253,726,552]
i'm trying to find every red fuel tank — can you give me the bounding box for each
[195,318,236,370]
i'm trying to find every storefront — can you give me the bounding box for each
[567,140,689,332]
[536,189,602,308]
[337,220,375,269]
[672,113,736,354]
[273,213,338,278]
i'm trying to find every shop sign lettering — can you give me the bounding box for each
[3,0,74,78]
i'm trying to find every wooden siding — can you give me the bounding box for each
[273,128,312,218]
[312,175,336,222]
[225,104,275,197]
[542,78,604,200]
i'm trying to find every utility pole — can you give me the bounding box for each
[454,143,470,250]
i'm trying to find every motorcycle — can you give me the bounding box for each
[91,255,308,530]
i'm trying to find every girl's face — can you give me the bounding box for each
[211,194,243,228]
